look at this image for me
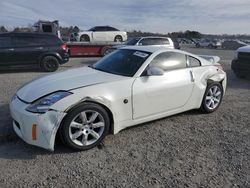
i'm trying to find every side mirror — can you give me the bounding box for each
[147,67,164,76]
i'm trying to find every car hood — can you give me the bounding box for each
[17,67,125,103]
[237,45,250,52]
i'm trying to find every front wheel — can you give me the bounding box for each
[60,103,110,151]
[200,83,223,113]
[80,35,90,42]
[114,35,123,42]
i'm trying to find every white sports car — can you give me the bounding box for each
[10,46,227,151]
[76,26,127,42]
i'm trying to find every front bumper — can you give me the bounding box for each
[9,96,66,151]
[231,59,250,74]
[61,53,70,64]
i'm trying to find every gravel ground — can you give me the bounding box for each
[0,48,249,188]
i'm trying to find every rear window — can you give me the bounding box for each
[139,38,170,45]
[0,37,11,47]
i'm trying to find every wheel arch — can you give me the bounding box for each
[57,99,115,137]
[114,35,123,42]
[80,34,91,41]
[39,53,62,66]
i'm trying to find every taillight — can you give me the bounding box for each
[60,44,68,51]
[214,64,223,70]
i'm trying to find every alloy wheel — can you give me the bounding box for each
[205,85,222,110]
[69,110,105,146]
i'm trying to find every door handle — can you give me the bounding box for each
[8,48,14,51]
[190,71,195,82]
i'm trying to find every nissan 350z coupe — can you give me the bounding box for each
[10,46,227,151]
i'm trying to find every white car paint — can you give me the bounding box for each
[77,27,127,42]
[10,46,227,151]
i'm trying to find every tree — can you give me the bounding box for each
[72,26,80,33]
[0,26,8,33]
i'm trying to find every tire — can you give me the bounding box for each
[114,35,123,42]
[60,103,110,151]
[200,82,223,113]
[80,35,90,42]
[101,46,110,56]
[41,56,59,72]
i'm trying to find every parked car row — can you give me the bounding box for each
[177,37,248,50]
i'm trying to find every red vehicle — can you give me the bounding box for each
[67,42,115,57]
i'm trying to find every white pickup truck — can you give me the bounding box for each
[76,26,127,42]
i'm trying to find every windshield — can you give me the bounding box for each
[92,49,151,77]
[125,38,140,45]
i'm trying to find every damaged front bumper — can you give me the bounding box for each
[9,96,66,151]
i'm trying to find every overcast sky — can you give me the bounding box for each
[0,0,250,34]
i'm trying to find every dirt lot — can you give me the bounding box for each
[0,48,249,188]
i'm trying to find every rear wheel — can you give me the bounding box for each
[80,35,90,42]
[114,35,123,42]
[60,103,110,151]
[41,56,59,72]
[200,83,223,113]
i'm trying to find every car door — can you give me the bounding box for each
[12,35,46,66]
[92,27,107,41]
[132,51,194,119]
[0,36,15,67]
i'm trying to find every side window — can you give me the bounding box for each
[188,56,201,67]
[149,52,187,71]
[160,38,170,45]
[107,27,119,31]
[0,37,11,47]
[13,36,44,47]
[139,38,152,45]
[95,27,106,31]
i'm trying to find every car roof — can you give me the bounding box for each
[131,36,170,40]
[120,45,179,53]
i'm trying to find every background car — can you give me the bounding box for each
[105,36,179,55]
[196,38,222,48]
[222,40,247,50]
[0,32,69,72]
[10,46,226,151]
[231,45,250,78]
[76,26,127,42]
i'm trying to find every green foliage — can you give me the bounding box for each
[60,26,80,36]
[127,30,202,39]
[0,26,8,33]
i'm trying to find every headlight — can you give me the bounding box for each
[26,91,72,113]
